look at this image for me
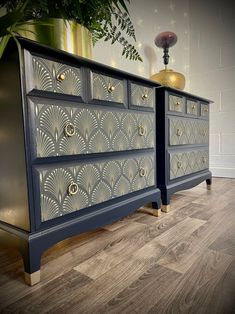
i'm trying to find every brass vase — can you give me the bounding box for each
[150,68,185,90]
[18,18,92,59]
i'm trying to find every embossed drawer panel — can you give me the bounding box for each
[37,154,155,221]
[186,100,198,116]
[31,101,154,158]
[201,103,209,118]
[168,94,185,113]
[130,83,154,108]
[26,54,82,96]
[91,72,125,104]
[169,149,209,180]
[169,117,209,146]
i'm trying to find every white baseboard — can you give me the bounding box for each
[210,167,235,178]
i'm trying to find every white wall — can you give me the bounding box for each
[189,0,235,178]
[93,0,190,89]
[93,0,235,178]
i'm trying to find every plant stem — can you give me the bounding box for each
[0,34,10,59]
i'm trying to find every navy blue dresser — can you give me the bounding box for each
[0,38,161,285]
[155,86,212,212]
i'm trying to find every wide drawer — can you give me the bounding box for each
[26,54,82,96]
[30,100,155,158]
[169,117,209,146]
[37,154,155,221]
[91,71,125,105]
[130,83,154,109]
[169,149,209,180]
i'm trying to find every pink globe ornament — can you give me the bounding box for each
[154,31,177,49]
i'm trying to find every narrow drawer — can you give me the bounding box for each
[26,54,82,96]
[186,99,198,116]
[169,117,209,146]
[91,72,125,105]
[37,154,155,221]
[30,100,155,158]
[130,83,154,109]
[200,103,209,118]
[169,149,209,180]
[168,94,184,113]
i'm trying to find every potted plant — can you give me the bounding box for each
[0,0,142,61]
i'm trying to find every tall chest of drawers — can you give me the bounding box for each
[0,38,161,285]
[155,86,212,212]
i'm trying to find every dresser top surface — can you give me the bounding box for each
[14,37,161,87]
[156,86,213,104]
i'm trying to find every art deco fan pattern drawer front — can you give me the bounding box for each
[26,54,82,96]
[169,149,209,180]
[31,101,154,158]
[37,154,155,221]
[168,94,184,113]
[201,103,209,118]
[91,72,125,104]
[186,100,199,116]
[130,83,154,108]
[169,117,209,146]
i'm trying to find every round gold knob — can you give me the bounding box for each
[142,94,148,100]
[175,101,181,106]
[204,108,209,113]
[176,128,183,136]
[192,104,196,110]
[138,125,146,136]
[64,123,75,137]
[108,84,115,93]
[67,182,78,196]
[139,168,147,177]
[177,161,182,169]
[57,73,65,82]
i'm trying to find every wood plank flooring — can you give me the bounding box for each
[0,177,235,313]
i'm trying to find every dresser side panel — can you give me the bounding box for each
[0,48,30,231]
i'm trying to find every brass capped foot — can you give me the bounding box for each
[207,184,212,190]
[138,207,161,217]
[24,270,41,286]
[162,204,170,213]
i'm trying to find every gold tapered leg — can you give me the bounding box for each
[162,204,170,213]
[24,270,40,286]
[138,207,161,217]
[207,184,211,190]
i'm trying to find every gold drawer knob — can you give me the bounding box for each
[177,161,182,169]
[64,123,75,137]
[67,182,79,196]
[139,168,147,177]
[176,128,183,136]
[57,73,65,82]
[175,101,181,106]
[108,83,115,93]
[142,93,148,100]
[204,108,209,113]
[138,125,146,136]
[192,104,196,110]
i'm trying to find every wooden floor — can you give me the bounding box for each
[0,177,235,313]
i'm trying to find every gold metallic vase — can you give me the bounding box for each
[150,68,185,90]
[18,18,92,59]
